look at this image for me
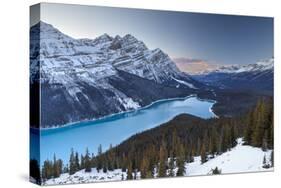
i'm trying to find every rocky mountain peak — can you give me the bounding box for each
[30,21,205,128]
[122,34,138,42]
[93,33,113,44]
[30,21,197,87]
[36,21,73,41]
[202,58,274,75]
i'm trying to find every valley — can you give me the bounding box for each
[29,21,274,185]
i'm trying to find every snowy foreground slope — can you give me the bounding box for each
[186,138,272,176]
[44,138,272,185]
[45,169,128,185]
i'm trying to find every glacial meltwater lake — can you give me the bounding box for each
[30,96,216,165]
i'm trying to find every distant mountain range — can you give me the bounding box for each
[30,21,205,128]
[193,59,274,95]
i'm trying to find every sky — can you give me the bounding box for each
[31,3,273,65]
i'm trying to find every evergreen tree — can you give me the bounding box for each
[176,144,185,176]
[200,143,207,164]
[113,157,119,170]
[52,155,63,178]
[210,128,218,154]
[75,152,80,171]
[140,157,149,178]
[80,154,85,170]
[262,155,270,169]
[63,164,69,173]
[252,100,266,147]
[244,110,255,144]
[42,160,53,179]
[97,144,103,172]
[121,153,127,172]
[230,125,236,148]
[53,154,57,177]
[52,154,61,178]
[196,138,201,156]
[158,144,167,177]
[262,131,269,151]
[57,159,63,176]
[127,161,133,180]
[84,148,92,172]
[107,144,114,171]
[98,144,102,155]
[172,130,178,157]
[267,102,274,149]
[263,155,266,166]
[69,148,76,175]
[211,167,221,174]
[221,125,230,152]
[103,164,108,173]
[244,98,273,150]
[91,153,96,167]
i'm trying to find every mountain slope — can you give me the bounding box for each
[193,59,274,95]
[30,21,203,128]
[186,138,273,176]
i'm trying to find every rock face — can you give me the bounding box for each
[193,59,274,95]
[30,21,202,128]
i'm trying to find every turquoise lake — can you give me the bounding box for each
[31,96,216,164]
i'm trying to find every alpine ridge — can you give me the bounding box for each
[30,21,204,128]
[193,58,273,95]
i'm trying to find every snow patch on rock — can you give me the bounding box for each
[118,97,141,110]
[172,77,198,89]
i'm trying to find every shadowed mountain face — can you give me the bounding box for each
[193,59,273,95]
[30,21,205,128]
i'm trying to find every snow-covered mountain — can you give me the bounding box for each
[30,21,202,128]
[204,59,273,74]
[193,59,273,94]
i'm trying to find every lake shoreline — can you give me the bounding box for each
[30,94,219,134]
[35,94,217,132]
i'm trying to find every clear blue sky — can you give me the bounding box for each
[32,3,273,65]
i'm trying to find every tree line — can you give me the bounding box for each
[41,154,64,180]
[244,98,273,150]
[33,97,273,182]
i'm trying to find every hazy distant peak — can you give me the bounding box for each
[206,58,274,74]
[173,57,218,75]
[173,57,206,64]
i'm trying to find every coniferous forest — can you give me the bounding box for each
[30,97,273,182]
